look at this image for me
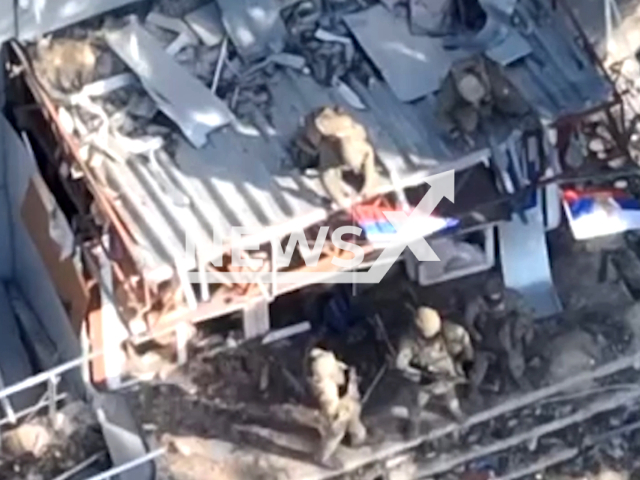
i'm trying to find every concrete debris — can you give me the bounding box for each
[544,330,600,386]
[54,402,99,437]
[3,424,53,458]
[216,0,287,61]
[34,38,97,93]
[106,20,234,148]
[184,2,226,47]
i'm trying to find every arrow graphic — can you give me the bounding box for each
[356,169,456,283]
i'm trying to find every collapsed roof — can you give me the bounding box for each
[10,0,613,333]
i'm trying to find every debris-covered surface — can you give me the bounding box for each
[0,402,109,480]
[17,0,611,291]
[6,0,640,478]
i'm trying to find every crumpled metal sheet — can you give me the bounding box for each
[105,20,233,148]
[184,2,225,47]
[216,0,287,61]
[345,5,463,102]
[15,0,142,42]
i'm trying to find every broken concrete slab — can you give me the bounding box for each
[184,2,225,47]
[216,0,287,61]
[105,20,233,148]
[345,5,461,102]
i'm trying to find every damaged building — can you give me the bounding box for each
[1,0,640,478]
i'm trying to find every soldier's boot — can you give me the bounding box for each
[469,351,492,390]
[405,389,429,439]
[347,413,367,448]
[318,421,347,469]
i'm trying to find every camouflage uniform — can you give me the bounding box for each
[464,278,534,390]
[309,348,366,467]
[296,106,378,208]
[396,308,473,435]
[436,56,530,137]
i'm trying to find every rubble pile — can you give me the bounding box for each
[0,402,108,480]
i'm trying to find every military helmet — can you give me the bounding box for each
[456,72,487,107]
[484,276,504,301]
[310,348,346,379]
[415,307,442,338]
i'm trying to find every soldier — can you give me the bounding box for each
[396,307,473,437]
[295,106,378,208]
[435,55,530,138]
[309,348,367,468]
[464,276,535,391]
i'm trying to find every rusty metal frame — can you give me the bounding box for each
[8,39,386,341]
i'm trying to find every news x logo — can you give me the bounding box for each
[186,170,455,285]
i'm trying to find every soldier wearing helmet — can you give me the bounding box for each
[295,106,379,209]
[464,276,535,391]
[395,307,473,437]
[309,348,366,468]
[436,55,529,138]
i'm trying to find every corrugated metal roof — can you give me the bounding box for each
[94,69,494,281]
[55,0,611,283]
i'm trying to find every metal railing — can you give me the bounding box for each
[0,351,164,480]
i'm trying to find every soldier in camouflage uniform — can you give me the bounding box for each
[436,55,530,138]
[464,276,535,391]
[309,348,367,468]
[396,307,473,437]
[295,106,378,208]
